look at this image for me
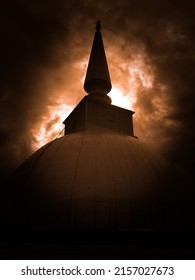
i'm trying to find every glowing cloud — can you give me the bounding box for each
[31,101,74,150]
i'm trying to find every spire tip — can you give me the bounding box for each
[96,20,101,31]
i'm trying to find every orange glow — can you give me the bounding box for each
[109,86,136,110]
[31,102,74,150]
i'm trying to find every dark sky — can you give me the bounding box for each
[1,0,195,184]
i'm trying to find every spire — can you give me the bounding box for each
[84,21,112,104]
[64,21,134,136]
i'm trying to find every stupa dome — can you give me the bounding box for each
[6,120,187,233]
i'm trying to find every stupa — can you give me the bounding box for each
[1,21,194,259]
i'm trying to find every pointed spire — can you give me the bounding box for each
[96,20,101,31]
[84,21,112,104]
